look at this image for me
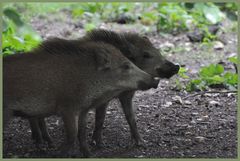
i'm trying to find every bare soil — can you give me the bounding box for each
[3,10,238,158]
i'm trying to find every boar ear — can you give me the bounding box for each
[142,36,151,42]
[127,44,137,61]
[142,36,149,39]
[94,53,111,71]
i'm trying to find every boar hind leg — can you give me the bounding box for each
[38,118,53,147]
[29,118,44,145]
[29,118,53,147]
[119,91,144,146]
[92,104,107,147]
[3,107,13,130]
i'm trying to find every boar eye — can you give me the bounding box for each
[129,56,136,62]
[143,52,152,59]
[121,63,131,70]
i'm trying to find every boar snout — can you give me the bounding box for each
[172,64,180,73]
[156,62,180,79]
[151,77,160,89]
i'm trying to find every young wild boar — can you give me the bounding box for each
[3,38,159,157]
[25,29,180,149]
[83,29,180,147]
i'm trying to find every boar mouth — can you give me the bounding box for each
[137,81,151,90]
[158,71,177,79]
[157,66,180,79]
[138,77,160,90]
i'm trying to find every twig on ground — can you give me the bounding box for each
[183,90,237,100]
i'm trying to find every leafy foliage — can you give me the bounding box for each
[192,3,224,25]
[181,63,238,92]
[228,56,237,64]
[157,3,192,32]
[2,8,41,56]
[4,2,236,34]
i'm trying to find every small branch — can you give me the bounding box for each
[183,90,237,100]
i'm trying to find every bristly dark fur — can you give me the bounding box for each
[87,29,153,46]
[7,29,152,59]
[33,37,117,57]
[84,29,128,46]
[84,29,154,57]
[36,38,81,55]
[122,32,154,47]
[83,29,134,57]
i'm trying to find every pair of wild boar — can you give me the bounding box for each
[3,29,179,157]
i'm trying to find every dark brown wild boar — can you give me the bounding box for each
[26,29,179,149]
[3,38,159,157]
[84,29,180,147]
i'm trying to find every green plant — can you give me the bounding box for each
[178,67,189,79]
[175,67,189,90]
[7,2,231,34]
[186,64,238,92]
[2,8,42,56]
[196,3,223,24]
[84,23,96,31]
[157,3,193,32]
[176,60,238,92]
[228,56,237,64]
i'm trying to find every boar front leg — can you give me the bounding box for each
[92,104,107,147]
[119,91,145,146]
[60,110,79,156]
[78,111,91,157]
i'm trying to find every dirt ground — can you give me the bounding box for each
[3,10,238,158]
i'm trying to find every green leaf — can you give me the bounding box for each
[203,75,225,85]
[3,8,24,27]
[186,79,205,92]
[193,3,223,24]
[214,64,224,75]
[2,17,41,55]
[191,79,202,85]
[84,23,96,31]
[72,8,85,17]
[143,11,158,21]
[224,72,238,85]
[177,67,189,79]
[228,56,238,64]
[203,5,223,24]
[200,64,224,77]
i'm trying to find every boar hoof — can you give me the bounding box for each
[59,144,76,157]
[35,143,47,151]
[33,137,44,145]
[131,138,147,148]
[91,141,105,149]
[47,142,55,149]
[91,138,105,149]
[81,150,92,158]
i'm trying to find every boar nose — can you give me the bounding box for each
[152,77,160,89]
[174,64,180,73]
[155,62,180,73]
